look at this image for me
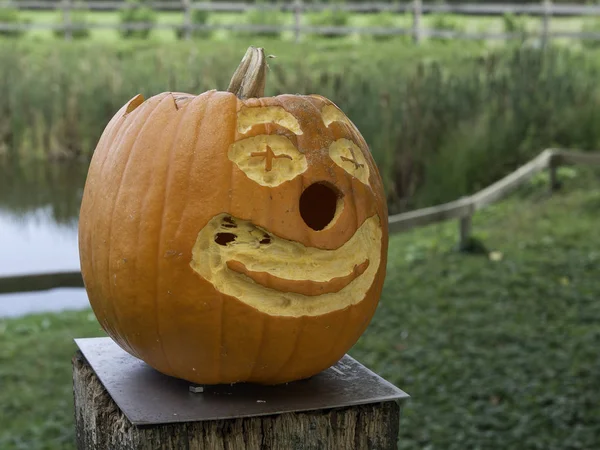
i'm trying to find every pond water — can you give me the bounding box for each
[0,160,91,317]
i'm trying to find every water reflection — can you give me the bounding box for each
[0,160,90,317]
[0,159,87,225]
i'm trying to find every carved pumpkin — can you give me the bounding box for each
[78,47,388,385]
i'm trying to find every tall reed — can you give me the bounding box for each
[2,40,599,212]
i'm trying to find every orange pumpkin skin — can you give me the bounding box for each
[78,90,388,385]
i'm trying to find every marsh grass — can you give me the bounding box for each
[2,41,600,212]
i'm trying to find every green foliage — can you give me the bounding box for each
[367,12,405,42]
[241,0,285,38]
[581,18,600,49]
[308,3,350,39]
[0,8,28,38]
[502,13,528,40]
[53,9,91,40]
[176,9,212,40]
[119,0,157,39]
[352,172,600,449]
[429,13,466,42]
[0,310,105,449]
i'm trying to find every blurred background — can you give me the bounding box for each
[1,1,600,449]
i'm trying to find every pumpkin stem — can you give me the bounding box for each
[227,47,267,99]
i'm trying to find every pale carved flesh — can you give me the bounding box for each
[190,214,382,317]
[328,138,371,186]
[228,135,308,187]
[237,106,303,135]
[228,104,372,187]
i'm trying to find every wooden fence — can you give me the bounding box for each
[1,147,599,295]
[4,1,600,43]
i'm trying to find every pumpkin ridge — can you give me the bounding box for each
[246,313,266,382]
[171,91,214,240]
[153,94,195,376]
[89,101,146,340]
[268,315,304,383]
[82,102,132,339]
[106,95,171,357]
[218,92,239,382]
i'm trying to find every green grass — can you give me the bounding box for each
[2,168,600,449]
[0,311,105,450]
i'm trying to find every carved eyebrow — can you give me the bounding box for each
[237,106,303,135]
[321,105,353,128]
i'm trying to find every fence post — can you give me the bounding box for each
[293,0,303,43]
[412,0,422,44]
[548,155,561,192]
[63,0,72,41]
[182,0,192,40]
[458,215,473,252]
[541,0,552,47]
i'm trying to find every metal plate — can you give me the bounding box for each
[75,337,409,426]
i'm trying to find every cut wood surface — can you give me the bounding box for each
[72,351,401,450]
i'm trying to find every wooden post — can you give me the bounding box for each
[541,0,551,47]
[293,0,303,43]
[458,215,472,252]
[182,0,192,40]
[549,164,559,192]
[548,157,562,192]
[63,0,72,41]
[412,0,422,44]
[73,343,405,450]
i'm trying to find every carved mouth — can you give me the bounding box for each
[190,214,383,317]
[226,259,370,296]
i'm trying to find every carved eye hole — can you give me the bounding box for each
[328,139,370,186]
[228,135,308,187]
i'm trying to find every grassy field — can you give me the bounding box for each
[1,167,600,449]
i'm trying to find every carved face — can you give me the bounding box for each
[79,91,388,385]
[190,100,384,317]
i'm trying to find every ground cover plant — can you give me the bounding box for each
[1,168,599,449]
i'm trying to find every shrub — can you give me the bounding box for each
[241,0,285,38]
[176,9,212,40]
[367,12,405,42]
[0,8,28,38]
[581,18,600,49]
[53,9,91,40]
[308,4,349,39]
[429,14,465,42]
[119,0,157,39]
[502,13,528,41]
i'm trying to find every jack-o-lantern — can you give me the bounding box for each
[78,47,388,385]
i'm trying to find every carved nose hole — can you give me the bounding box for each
[299,182,341,231]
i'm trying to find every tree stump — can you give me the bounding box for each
[73,338,407,450]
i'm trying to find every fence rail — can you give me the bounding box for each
[4,1,600,43]
[1,148,599,295]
